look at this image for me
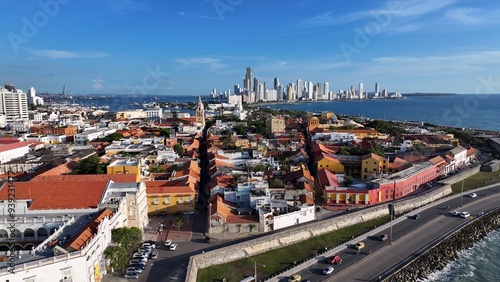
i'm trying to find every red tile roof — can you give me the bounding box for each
[317,168,340,188]
[31,174,137,183]
[0,141,41,153]
[66,209,114,251]
[0,180,109,210]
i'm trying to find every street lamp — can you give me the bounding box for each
[247,256,265,282]
[460,179,464,208]
[388,204,394,245]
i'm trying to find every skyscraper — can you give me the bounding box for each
[307,82,314,100]
[375,82,380,97]
[324,82,329,99]
[244,67,253,91]
[297,79,303,100]
[274,78,280,90]
[359,83,364,99]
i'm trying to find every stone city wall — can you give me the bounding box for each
[187,177,467,281]
[438,165,481,185]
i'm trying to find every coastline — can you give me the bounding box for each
[387,208,500,281]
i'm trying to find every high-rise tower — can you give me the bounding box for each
[244,67,253,91]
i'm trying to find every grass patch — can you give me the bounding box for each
[197,216,390,282]
[450,171,500,194]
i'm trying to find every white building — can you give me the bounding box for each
[74,128,117,143]
[28,87,44,106]
[0,85,29,122]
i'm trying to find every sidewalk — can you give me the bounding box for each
[144,215,193,242]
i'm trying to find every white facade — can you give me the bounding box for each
[145,108,162,120]
[74,128,117,143]
[272,205,315,230]
[0,142,32,163]
[0,87,29,122]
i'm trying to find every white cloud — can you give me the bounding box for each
[173,57,226,71]
[105,0,150,13]
[92,77,104,90]
[297,0,456,34]
[26,49,108,59]
[445,7,481,23]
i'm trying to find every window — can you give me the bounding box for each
[178,196,183,203]
[187,196,191,202]
[164,197,169,204]
[153,197,158,205]
[61,267,72,280]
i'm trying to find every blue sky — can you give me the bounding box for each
[1,0,500,95]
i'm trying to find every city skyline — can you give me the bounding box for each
[1,0,500,95]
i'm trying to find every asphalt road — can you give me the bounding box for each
[277,185,500,282]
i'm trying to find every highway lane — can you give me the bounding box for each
[276,185,500,282]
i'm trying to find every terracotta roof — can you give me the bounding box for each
[31,174,137,183]
[317,168,340,188]
[0,141,41,152]
[226,215,259,224]
[299,194,315,205]
[318,154,342,163]
[66,209,114,251]
[429,155,446,165]
[145,181,195,194]
[0,180,108,210]
[362,153,384,161]
[209,194,237,220]
[0,137,22,144]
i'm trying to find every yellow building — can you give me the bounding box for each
[266,116,286,134]
[361,153,388,180]
[317,154,345,174]
[107,159,142,182]
[145,181,196,215]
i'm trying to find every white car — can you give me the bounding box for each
[468,193,477,198]
[169,243,178,251]
[460,211,471,218]
[450,211,461,216]
[126,267,143,274]
[323,266,334,275]
[150,251,158,259]
[164,239,172,247]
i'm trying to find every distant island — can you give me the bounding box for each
[402,93,456,97]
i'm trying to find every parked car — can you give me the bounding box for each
[468,193,477,198]
[164,239,172,247]
[132,254,147,262]
[287,274,301,282]
[323,266,334,275]
[460,211,471,218]
[144,240,156,248]
[150,251,158,259]
[129,259,146,265]
[355,242,365,250]
[450,211,461,216]
[126,267,143,274]
[169,243,178,251]
[128,264,146,270]
[124,272,139,279]
[327,254,342,264]
[142,243,152,249]
[379,233,388,241]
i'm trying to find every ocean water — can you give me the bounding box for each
[418,230,500,282]
[264,94,500,131]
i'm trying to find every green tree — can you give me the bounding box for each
[232,124,246,136]
[173,143,184,157]
[73,155,108,175]
[150,165,166,173]
[101,133,124,142]
[268,178,284,188]
[174,218,184,237]
[159,128,171,138]
[343,175,354,186]
[104,245,128,272]
[105,227,142,272]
